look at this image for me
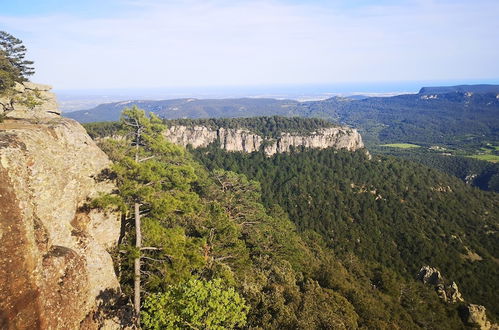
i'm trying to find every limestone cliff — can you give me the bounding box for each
[164,125,364,155]
[0,83,123,329]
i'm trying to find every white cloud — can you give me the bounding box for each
[1,0,498,89]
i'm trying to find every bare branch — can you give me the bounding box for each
[141,246,162,251]
[142,256,165,263]
[138,155,156,162]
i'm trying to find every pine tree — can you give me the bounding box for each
[0,31,34,80]
[93,106,202,323]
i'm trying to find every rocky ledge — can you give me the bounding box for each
[0,83,124,329]
[164,125,365,156]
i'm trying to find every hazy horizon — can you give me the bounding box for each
[56,78,499,112]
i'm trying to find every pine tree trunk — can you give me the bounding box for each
[134,202,142,323]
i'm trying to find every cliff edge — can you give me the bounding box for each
[165,125,365,156]
[0,83,123,329]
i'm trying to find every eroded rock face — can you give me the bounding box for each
[0,116,122,329]
[164,125,365,155]
[417,266,464,303]
[0,82,60,119]
[463,304,499,330]
[165,125,218,148]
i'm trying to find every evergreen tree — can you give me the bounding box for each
[141,278,249,330]
[93,106,202,322]
[0,31,34,81]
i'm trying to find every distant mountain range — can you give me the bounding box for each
[65,98,301,123]
[65,84,499,150]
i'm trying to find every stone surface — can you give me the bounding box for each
[417,266,464,303]
[463,304,499,330]
[0,82,60,119]
[0,116,122,329]
[164,125,365,155]
[447,281,464,303]
[417,265,443,285]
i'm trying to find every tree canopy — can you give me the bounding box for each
[0,31,34,82]
[88,108,490,329]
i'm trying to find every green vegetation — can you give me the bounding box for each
[298,93,499,151]
[83,121,121,139]
[0,31,34,95]
[467,145,499,163]
[83,116,337,140]
[141,279,248,330]
[192,144,499,320]
[468,154,499,163]
[0,31,36,122]
[380,143,421,149]
[167,116,336,138]
[88,108,488,328]
[374,146,499,192]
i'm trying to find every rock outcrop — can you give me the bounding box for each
[0,82,60,119]
[417,266,464,303]
[164,125,364,156]
[0,83,123,329]
[462,304,499,330]
[417,266,499,329]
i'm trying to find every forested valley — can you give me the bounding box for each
[86,109,498,329]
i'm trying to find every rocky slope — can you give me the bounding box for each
[164,125,364,155]
[0,83,123,329]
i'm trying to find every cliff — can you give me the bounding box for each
[164,125,364,155]
[0,83,124,329]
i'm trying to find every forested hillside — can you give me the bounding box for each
[376,148,499,192]
[297,92,499,150]
[191,145,499,321]
[83,114,499,193]
[84,108,498,328]
[67,98,301,123]
[68,86,499,152]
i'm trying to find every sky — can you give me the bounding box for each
[1,0,498,91]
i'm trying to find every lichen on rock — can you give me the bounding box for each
[0,92,125,328]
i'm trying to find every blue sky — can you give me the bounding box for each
[1,0,498,90]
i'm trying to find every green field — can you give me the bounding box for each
[380,143,421,149]
[468,154,499,163]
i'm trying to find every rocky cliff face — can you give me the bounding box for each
[0,83,123,329]
[164,125,364,155]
